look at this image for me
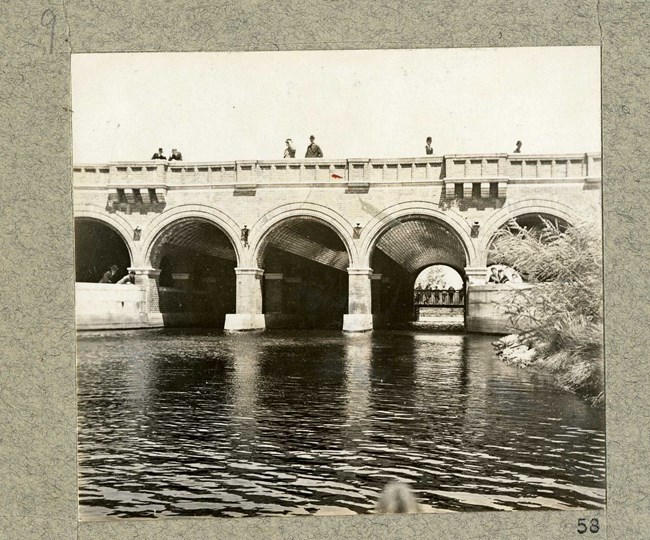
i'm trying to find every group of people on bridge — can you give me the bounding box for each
[414,285,464,306]
[151,148,183,161]
[283,135,323,158]
[149,137,523,162]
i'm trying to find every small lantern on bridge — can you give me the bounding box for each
[353,223,363,239]
[241,225,250,247]
[133,226,141,241]
[471,221,480,238]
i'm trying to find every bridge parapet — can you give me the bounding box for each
[73,153,600,191]
[443,153,601,180]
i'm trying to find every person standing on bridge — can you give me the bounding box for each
[305,135,323,158]
[151,148,166,160]
[168,148,183,161]
[284,139,296,158]
[448,286,456,304]
[425,136,433,155]
[422,284,431,304]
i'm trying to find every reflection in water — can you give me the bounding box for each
[77,329,606,519]
[344,333,372,435]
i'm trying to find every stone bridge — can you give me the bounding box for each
[73,152,601,333]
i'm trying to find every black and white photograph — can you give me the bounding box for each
[72,47,604,520]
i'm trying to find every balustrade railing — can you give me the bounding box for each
[414,288,465,307]
[73,153,601,189]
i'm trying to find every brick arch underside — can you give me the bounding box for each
[255,216,351,272]
[148,218,238,270]
[140,205,244,269]
[371,218,469,275]
[143,217,239,328]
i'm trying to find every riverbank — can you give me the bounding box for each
[493,333,604,407]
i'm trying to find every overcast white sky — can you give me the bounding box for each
[72,47,600,163]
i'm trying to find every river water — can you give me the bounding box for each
[77,329,605,519]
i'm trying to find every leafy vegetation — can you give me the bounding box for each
[414,265,463,290]
[490,219,604,406]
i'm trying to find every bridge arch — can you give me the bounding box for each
[359,202,475,326]
[478,199,581,266]
[251,204,356,329]
[74,206,138,264]
[249,202,358,268]
[360,202,476,269]
[141,204,244,268]
[142,207,241,328]
[74,208,137,283]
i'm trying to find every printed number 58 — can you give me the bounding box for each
[578,518,600,534]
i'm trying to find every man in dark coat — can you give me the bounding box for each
[151,148,166,160]
[305,135,323,158]
[168,148,183,161]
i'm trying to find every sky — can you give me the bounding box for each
[72,47,600,163]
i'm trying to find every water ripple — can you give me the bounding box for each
[77,329,605,519]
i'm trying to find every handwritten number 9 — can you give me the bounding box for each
[578,518,600,534]
[41,9,56,54]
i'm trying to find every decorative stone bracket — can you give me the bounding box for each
[107,187,167,214]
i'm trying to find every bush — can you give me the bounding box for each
[491,219,602,325]
[490,219,603,405]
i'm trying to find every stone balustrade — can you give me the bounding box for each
[73,153,601,190]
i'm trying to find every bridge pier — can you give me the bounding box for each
[464,266,522,333]
[224,267,266,332]
[464,267,489,285]
[343,267,374,332]
[136,267,164,327]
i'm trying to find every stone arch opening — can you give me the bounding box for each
[368,216,470,326]
[486,213,572,274]
[148,217,238,327]
[75,218,132,283]
[414,264,465,317]
[256,217,350,329]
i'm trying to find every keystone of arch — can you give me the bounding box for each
[74,204,139,265]
[140,204,244,268]
[358,201,477,268]
[248,202,359,268]
[476,199,582,265]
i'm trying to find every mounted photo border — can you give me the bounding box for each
[1,1,647,539]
